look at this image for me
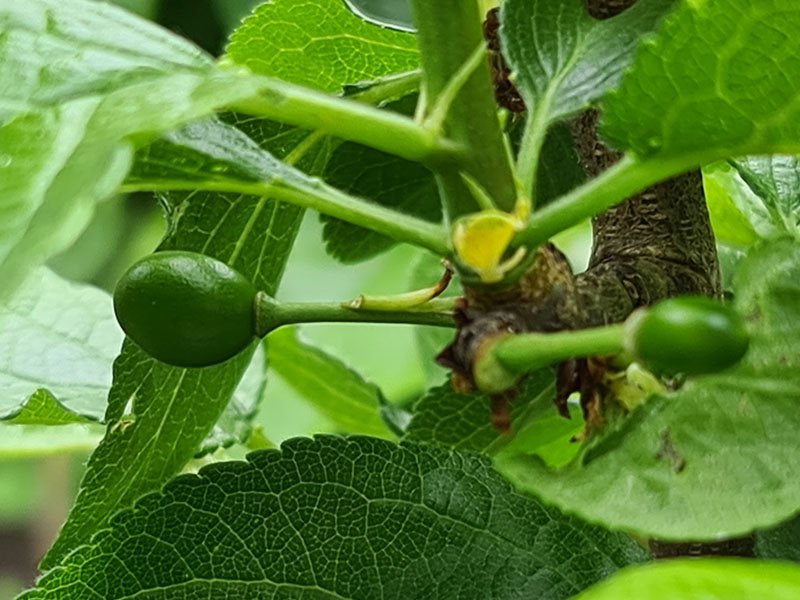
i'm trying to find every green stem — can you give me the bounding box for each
[410,0,517,217]
[255,292,455,336]
[229,75,462,166]
[121,178,450,257]
[514,154,703,248]
[346,70,422,105]
[495,325,625,372]
[473,324,625,393]
[516,101,550,201]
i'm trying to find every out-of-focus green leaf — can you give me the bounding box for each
[0,269,122,424]
[268,327,392,437]
[576,559,800,600]
[757,515,800,563]
[0,424,103,459]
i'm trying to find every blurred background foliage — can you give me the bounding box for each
[0,0,589,592]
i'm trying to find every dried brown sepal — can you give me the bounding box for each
[483,8,526,113]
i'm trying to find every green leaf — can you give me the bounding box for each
[0,268,123,424]
[501,0,674,126]
[406,371,581,467]
[757,516,800,563]
[196,341,269,458]
[0,0,210,115]
[321,139,440,263]
[602,0,800,158]
[534,124,587,208]
[703,162,761,248]
[343,0,415,32]
[731,156,800,240]
[26,437,647,599]
[226,0,418,92]
[497,238,800,540]
[0,105,133,299]
[576,559,800,600]
[0,423,103,459]
[268,327,393,437]
[41,186,306,569]
[0,0,272,299]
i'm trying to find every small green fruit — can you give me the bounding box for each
[626,296,749,375]
[114,251,257,367]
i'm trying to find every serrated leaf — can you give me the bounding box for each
[322,140,440,263]
[602,0,800,158]
[731,156,800,240]
[268,327,392,437]
[498,238,800,540]
[576,559,800,600]
[757,515,800,563]
[26,436,647,599]
[226,0,418,92]
[405,371,582,467]
[0,268,123,424]
[500,0,673,126]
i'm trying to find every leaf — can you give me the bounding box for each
[0,0,274,299]
[497,238,800,540]
[226,0,418,93]
[268,327,393,438]
[0,0,210,115]
[321,139,441,263]
[41,110,331,567]
[0,423,103,459]
[500,0,674,125]
[703,162,761,248]
[0,268,123,424]
[757,515,800,563]
[575,559,800,600]
[196,341,269,458]
[0,105,133,299]
[342,0,415,32]
[26,437,647,599]
[534,124,587,208]
[602,0,800,158]
[406,371,581,467]
[41,187,307,569]
[731,156,800,240]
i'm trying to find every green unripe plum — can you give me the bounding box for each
[626,296,750,375]
[113,251,258,367]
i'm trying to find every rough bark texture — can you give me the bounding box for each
[570,110,721,327]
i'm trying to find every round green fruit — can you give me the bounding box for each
[113,251,257,367]
[625,296,749,375]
